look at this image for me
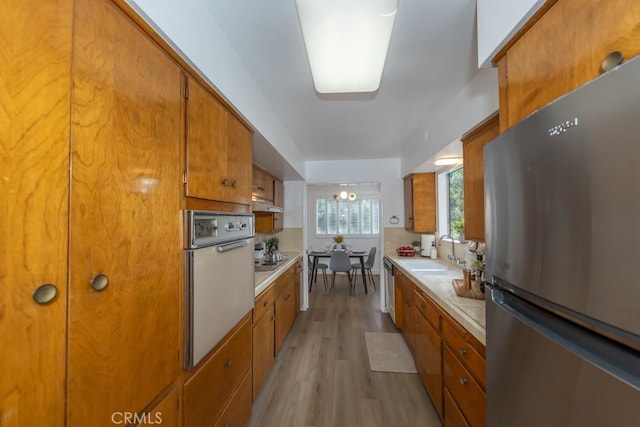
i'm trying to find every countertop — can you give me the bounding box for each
[384,251,486,345]
[254,252,302,296]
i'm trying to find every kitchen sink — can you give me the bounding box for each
[397,259,460,277]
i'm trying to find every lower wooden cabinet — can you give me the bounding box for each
[398,268,486,427]
[214,372,252,427]
[443,345,486,427]
[415,308,443,419]
[252,260,301,400]
[184,315,252,427]
[145,386,180,427]
[444,388,470,427]
[252,300,275,400]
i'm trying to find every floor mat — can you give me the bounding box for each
[364,332,417,374]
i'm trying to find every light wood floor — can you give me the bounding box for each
[249,273,442,427]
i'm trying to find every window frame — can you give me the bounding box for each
[437,165,464,242]
[314,194,381,238]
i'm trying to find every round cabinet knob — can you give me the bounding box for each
[91,274,109,292]
[231,180,237,189]
[459,348,468,356]
[601,51,623,73]
[222,178,230,187]
[224,358,233,367]
[459,377,468,386]
[33,284,58,305]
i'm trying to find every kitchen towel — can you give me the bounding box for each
[364,332,417,374]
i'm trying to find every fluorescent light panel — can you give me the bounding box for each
[434,157,462,166]
[295,0,399,93]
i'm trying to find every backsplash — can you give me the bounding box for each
[256,227,303,252]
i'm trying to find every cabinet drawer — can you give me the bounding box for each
[442,319,486,388]
[184,316,251,427]
[444,387,470,427]
[254,286,274,325]
[414,288,440,332]
[443,346,486,427]
[214,371,252,427]
[274,266,296,296]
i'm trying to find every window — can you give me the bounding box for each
[315,197,380,236]
[438,166,464,239]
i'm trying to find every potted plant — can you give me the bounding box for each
[333,234,345,250]
[266,236,279,252]
[411,240,422,252]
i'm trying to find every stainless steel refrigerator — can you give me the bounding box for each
[484,56,640,426]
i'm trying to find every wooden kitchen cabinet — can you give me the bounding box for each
[214,372,252,427]
[495,0,640,131]
[186,76,252,207]
[275,276,297,355]
[254,171,284,233]
[414,289,443,419]
[252,287,275,400]
[442,314,486,427]
[1,0,72,424]
[146,386,181,427]
[184,315,252,427]
[68,0,183,424]
[395,269,416,354]
[461,112,499,243]
[252,164,275,201]
[404,173,436,233]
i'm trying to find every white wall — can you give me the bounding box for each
[306,158,406,229]
[125,0,306,178]
[477,0,546,67]
[283,181,304,228]
[400,67,499,177]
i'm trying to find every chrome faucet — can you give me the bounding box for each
[439,234,466,266]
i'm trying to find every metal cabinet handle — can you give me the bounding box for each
[270,316,275,321]
[91,274,109,292]
[231,180,237,188]
[224,358,232,367]
[33,284,58,305]
[222,178,230,187]
[263,301,268,307]
[459,348,467,356]
[459,377,468,386]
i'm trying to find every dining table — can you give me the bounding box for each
[308,249,369,294]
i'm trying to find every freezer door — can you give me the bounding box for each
[487,287,640,427]
[484,55,640,338]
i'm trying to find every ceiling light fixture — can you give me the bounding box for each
[333,188,357,201]
[434,157,462,166]
[295,0,399,93]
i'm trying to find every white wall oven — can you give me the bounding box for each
[183,211,254,369]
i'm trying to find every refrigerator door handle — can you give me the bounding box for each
[488,285,640,391]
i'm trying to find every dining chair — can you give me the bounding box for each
[351,247,377,292]
[307,252,328,292]
[329,251,353,295]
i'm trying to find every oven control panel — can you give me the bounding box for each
[185,211,254,248]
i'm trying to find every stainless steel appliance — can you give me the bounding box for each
[383,256,395,323]
[484,56,640,426]
[184,211,255,369]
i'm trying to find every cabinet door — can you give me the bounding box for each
[186,77,230,202]
[275,280,296,355]
[68,0,182,424]
[403,176,414,230]
[462,113,499,243]
[412,173,436,233]
[415,311,443,419]
[443,346,486,427]
[146,387,180,427]
[227,113,252,205]
[0,0,72,424]
[498,0,640,130]
[252,164,274,201]
[252,304,275,400]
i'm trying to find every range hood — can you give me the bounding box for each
[251,199,283,213]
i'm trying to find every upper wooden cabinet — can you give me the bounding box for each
[495,0,640,131]
[404,173,436,233]
[186,77,252,206]
[462,113,500,243]
[252,164,275,202]
[68,0,183,424]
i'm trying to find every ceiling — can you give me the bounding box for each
[203,0,493,178]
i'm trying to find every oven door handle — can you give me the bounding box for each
[216,239,249,253]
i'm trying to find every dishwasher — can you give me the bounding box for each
[383,256,395,324]
[184,210,255,369]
